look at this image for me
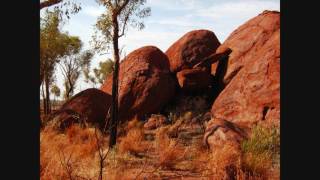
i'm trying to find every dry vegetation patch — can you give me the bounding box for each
[40,112,279,180]
[40,125,101,179]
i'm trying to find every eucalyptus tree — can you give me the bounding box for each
[92,0,151,147]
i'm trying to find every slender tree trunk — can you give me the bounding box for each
[66,80,74,100]
[45,75,51,114]
[109,16,120,148]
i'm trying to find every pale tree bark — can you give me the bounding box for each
[41,84,46,115]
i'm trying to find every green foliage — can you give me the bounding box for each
[40,9,76,114]
[40,9,79,86]
[84,58,114,86]
[60,49,94,100]
[241,124,280,157]
[94,59,115,85]
[91,0,151,54]
[40,0,82,20]
[51,84,61,98]
[40,7,90,109]
[241,124,280,174]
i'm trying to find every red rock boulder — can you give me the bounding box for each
[203,118,248,150]
[175,48,232,93]
[47,88,112,130]
[144,114,169,130]
[210,10,280,125]
[101,46,176,122]
[176,67,212,92]
[166,29,221,73]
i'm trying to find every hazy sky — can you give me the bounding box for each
[41,0,280,97]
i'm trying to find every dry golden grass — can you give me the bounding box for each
[155,127,185,169]
[41,120,154,180]
[207,142,242,179]
[40,115,279,180]
[175,140,210,173]
[166,111,193,138]
[40,125,101,180]
[118,125,149,156]
[204,123,280,180]
[118,117,152,156]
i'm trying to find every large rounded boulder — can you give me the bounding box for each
[209,10,280,127]
[166,29,221,73]
[101,46,176,122]
[47,88,112,130]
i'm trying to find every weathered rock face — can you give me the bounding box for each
[204,119,247,150]
[101,46,176,122]
[144,114,169,130]
[210,10,280,125]
[166,30,221,73]
[48,88,112,130]
[176,67,212,92]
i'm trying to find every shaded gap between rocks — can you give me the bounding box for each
[262,106,270,120]
[209,55,230,105]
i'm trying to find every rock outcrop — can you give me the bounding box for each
[210,10,280,125]
[165,30,221,92]
[144,114,169,130]
[176,67,212,93]
[175,48,233,93]
[204,118,248,150]
[101,46,176,122]
[166,29,221,73]
[204,10,280,152]
[47,88,112,130]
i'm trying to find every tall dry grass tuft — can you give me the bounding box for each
[176,139,211,173]
[155,126,184,169]
[207,142,242,179]
[118,118,149,156]
[40,124,102,180]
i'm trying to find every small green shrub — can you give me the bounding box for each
[241,124,280,158]
[241,124,280,176]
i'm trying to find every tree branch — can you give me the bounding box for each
[118,13,130,38]
[40,0,63,10]
[58,62,68,79]
[117,0,130,15]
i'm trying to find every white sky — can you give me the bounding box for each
[41,0,280,98]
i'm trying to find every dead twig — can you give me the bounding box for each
[95,127,111,180]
